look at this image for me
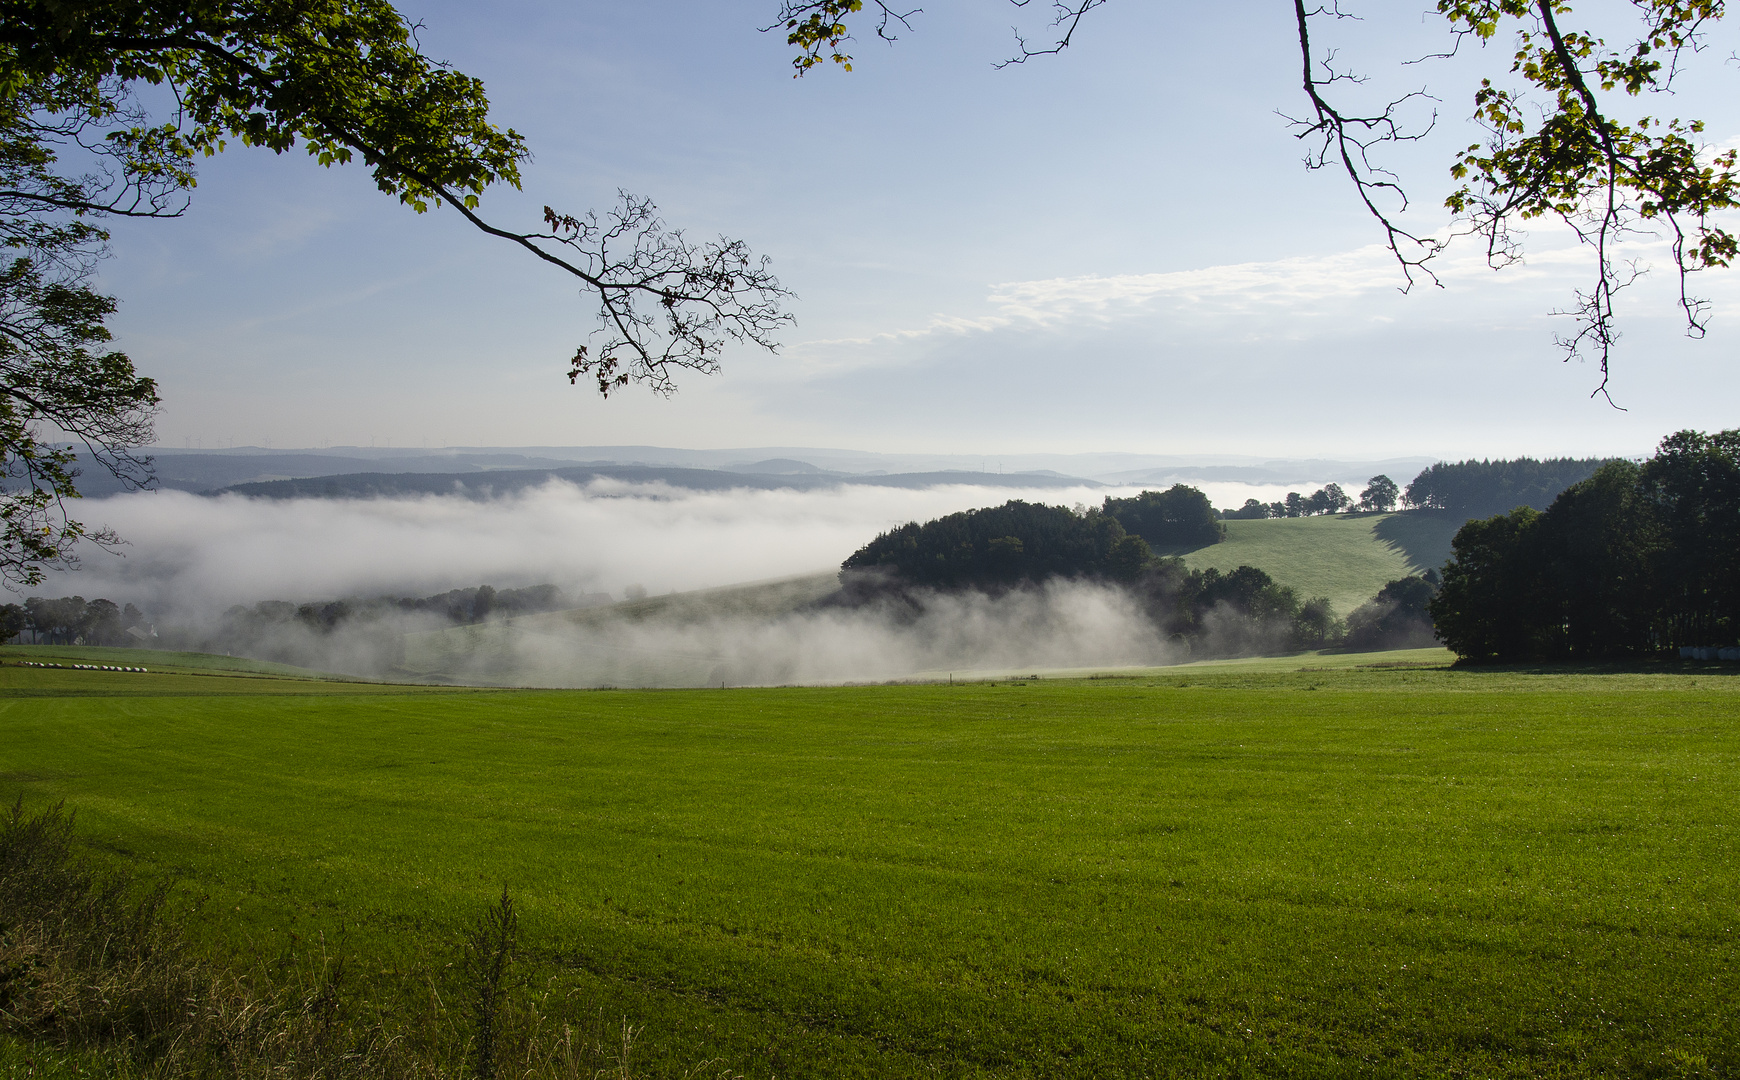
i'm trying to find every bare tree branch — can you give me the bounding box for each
[1282,1,1444,291]
[996,0,1108,68]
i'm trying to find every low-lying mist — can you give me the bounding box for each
[18,477,1312,684]
[412,579,1183,688]
[60,479,1125,613]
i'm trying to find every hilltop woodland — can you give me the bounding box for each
[840,495,1351,657]
[1101,485,1224,548]
[1432,429,1740,660]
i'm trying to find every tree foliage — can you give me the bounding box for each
[0,0,793,581]
[1404,456,1609,517]
[0,1,794,382]
[15,593,144,643]
[783,0,1739,395]
[0,235,158,583]
[1344,575,1439,651]
[1222,498,1272,521]
[1358,475,1399,513]
[1430,430,1740,659]
[223,582,568,638]
[841,500,1141,591]
[1305,483,1351,516]
[1102,484,1224,550]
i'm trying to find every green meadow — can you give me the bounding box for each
[1174,512,1468,614]
[3,649,1738,1077]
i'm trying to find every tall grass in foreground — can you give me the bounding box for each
[0,801,721,1080]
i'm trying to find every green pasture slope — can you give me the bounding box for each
[3,650,1738,1078]
[1174,511,1467,614]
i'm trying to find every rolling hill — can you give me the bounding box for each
[395,512,1465,687]
[1172,510,1465,614]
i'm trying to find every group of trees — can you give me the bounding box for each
[1133,567,1442,655]
[1223,481,1374,520]
[840,491,1461,659]
[1431,431,1739,660]
[1345,575,1439,652]
[841,500,1150,591]
[1126,562,1340,657]
[1102,485,1224,549]
[837,486,1226,591]
[0,595,146,645]
[222,584,569,639]
[1219,459,1617,524]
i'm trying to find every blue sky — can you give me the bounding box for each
[99,0,1740,460]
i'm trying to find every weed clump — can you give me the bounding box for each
[0,800,690,1078]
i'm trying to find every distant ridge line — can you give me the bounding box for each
[210,465,1104,499]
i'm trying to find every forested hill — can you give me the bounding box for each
[1404,457,1611,518]
[842,501,1144,589]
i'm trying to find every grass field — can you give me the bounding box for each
[1174,511,1467,614]
[3,650,1737,1077]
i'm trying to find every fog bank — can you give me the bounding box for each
[11,478,1337,684]
[45,478,1324,616]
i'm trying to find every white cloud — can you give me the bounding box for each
[791,237,1578,365]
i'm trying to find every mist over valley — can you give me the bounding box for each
[16,446,1458,683]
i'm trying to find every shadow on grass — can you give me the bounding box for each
[1371,510,1467,575]
[1449,656,1740,677]
[1146,539,1219,559]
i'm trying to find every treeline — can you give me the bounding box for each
[840,497,1432,657]
[222,583,572,637]
[1,585,581,675]
[1404,457,1608,517]
[0,596,148,645]
[1219,458,1610,523]
[1221,476,1401,520]
[1431,430,1738,659]
[199,584,585,674]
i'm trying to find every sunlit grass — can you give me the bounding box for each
[1176,512,1466,614]
[2,656,1736,1077]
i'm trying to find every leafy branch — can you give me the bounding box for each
[1441,0,1738,402]
[770,0,921,74]
[783,0,1740,399]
